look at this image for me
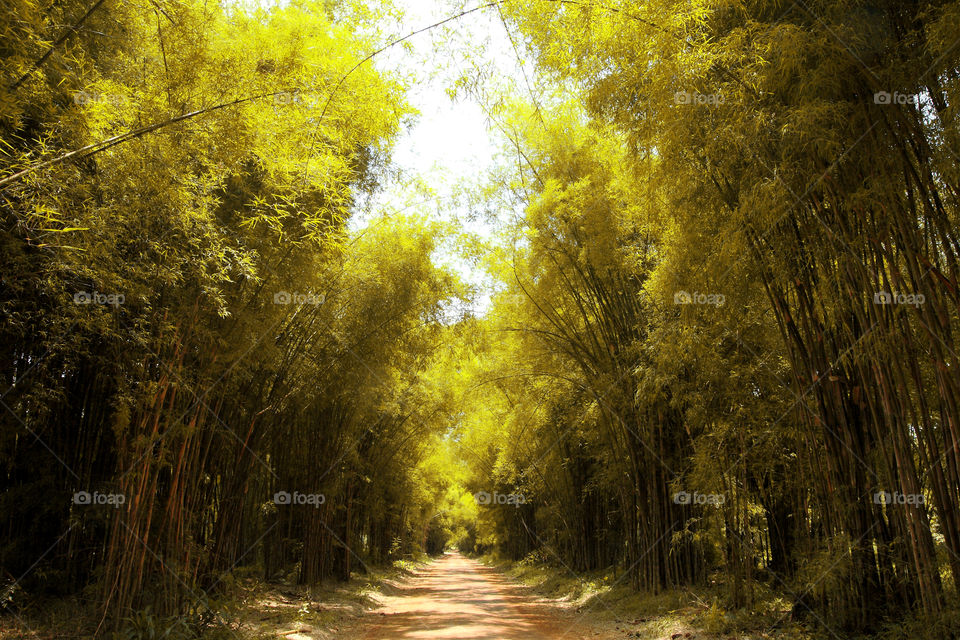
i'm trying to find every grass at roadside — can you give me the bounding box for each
[0,556,431,640]
[223,556,429,639]
[477,552,960,640]
[476,552,820,640]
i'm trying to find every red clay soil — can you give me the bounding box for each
[347,551,602,639]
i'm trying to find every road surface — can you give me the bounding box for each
[350,551,597,639]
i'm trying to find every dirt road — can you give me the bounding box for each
[349,552,598,639]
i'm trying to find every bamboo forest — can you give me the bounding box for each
[2,0,960,638]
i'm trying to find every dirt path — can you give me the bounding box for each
[345,551,600,639]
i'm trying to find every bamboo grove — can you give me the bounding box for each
[453,0,960,636]
[1,0,468,633]
[2,0,960,638]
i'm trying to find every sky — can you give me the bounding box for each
[250,0,538,314]
[350,0,537,315]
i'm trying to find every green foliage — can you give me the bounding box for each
[112,608,194,640]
